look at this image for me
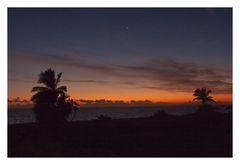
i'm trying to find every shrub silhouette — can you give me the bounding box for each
[31,68,78,124]
[193,87,216,113]
[97,114,112,121]
[225,105,232,111]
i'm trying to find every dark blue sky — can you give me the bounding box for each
[8,8,232,102]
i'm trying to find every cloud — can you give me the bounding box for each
[78,99,155,107]
[117,58,232,94]
[9,76,141,88]
[63,79,141,87]
[8,49,232,94]
[9,49,118,74]
[63,79,108,84]
[8,97,31,104]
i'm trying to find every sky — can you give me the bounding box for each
[8,8,232,104]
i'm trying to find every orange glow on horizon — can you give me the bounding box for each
[8,79,232,104]
[8,89,232,104]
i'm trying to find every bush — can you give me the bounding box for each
[97,114,112,121]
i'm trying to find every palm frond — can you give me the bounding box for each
[193,97,201,101]
[207,97,216,103]
[31,86,49,93]
[207,89,212,95]
[193,88,201,96]
[56,86,67,92]
[55,72,62,86]
[202,87,206,93]
[207,96,213,99]
[38,68,56,89]
[31,91,46,102]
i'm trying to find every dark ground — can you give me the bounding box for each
[8,112,232,157]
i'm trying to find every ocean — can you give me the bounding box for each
[8,105,231,124]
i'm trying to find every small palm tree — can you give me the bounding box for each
[193,87,217,113]
[193,87,216,104]
[31,68,78,124]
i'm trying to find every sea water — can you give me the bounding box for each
[8,105,230,124]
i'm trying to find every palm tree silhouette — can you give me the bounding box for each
[193,87,216,104]
[31,68,77,124]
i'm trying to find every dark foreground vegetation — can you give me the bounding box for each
[8,111,232,157]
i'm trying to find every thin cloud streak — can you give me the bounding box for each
[8,77,140,85]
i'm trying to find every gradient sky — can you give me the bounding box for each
[8,8,232,103]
